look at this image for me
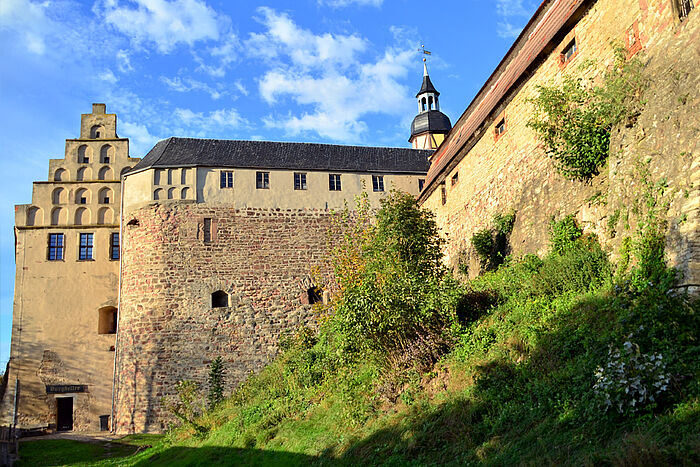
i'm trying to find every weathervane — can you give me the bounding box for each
[418,44,432,63]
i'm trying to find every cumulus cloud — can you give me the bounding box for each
[98,0,223,53]
[248,8,414,142]
[0,0,55,54]
[494,0,538,39]
[120,121,161,155]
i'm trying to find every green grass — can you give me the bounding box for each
[23,237,700,466]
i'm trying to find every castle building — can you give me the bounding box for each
[0,104,141,431]
[2,80,433,431]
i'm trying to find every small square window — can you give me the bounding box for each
[103,157,110,163]
[329,174,341,191]
[294,173,307,190]
[110,233,119,260]
[79,197,87,205]
[220,171,234,188]
[372,175,384,192]
[561,38,577,64]
[48,233,64,261]
[79,233,94,260]
[418,179,425,191]
[451,172,459,186]
[256,171,270,189]
[495,119,506,137]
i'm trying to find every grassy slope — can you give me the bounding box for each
[22,241,699,466]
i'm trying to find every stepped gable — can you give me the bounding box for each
[132,138,432,174]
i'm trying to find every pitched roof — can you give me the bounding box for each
[416,74,439,97]
[131,137,432,174]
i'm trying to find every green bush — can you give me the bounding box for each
[471,229,494,264]
[549,214,584,255]
[207,357,226,410]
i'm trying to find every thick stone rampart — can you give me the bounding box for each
[113,204,336,433]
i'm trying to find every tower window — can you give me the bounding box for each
[451,172,459,186]
[421,97,427,112]
[372,175,384,192]
[79,233,94,260]
[220,171,233,188]
[307,286,323,304]
[212,290,229,308]
[256,171,270,189]
[110,233,119,260]
[294,173,307,190]
[48,233,64,261]
[329,174,341,191]
[418,179,425,191]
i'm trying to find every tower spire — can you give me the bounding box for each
[409,51,451,150]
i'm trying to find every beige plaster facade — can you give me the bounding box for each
[1,104,140,431]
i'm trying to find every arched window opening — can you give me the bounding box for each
[98,166,113,180]
[75,207,89,225]
[211,290,229,308]
[77,167,92,181]
[434,96,439,110]
[428,95,434,110]
[181,169,189,184]
[100,144,113,163]
[167,187,176,199]
[120,166,132,178]
[75,188,90,204]
[97,207,113,224]
[52,187,66,204]
[98,306,117,334]
[421,97,426,111]
[26,206,42,226]
[90,125,104,139]
[78,145,91,163]
[54,168,67,181]
[98,187,112,204]
[167,169,175,185]
[181,187,190,199]
[153,188,164,200]
[307,286,323,304]
[51,207,65,225]
[154,169,164,185]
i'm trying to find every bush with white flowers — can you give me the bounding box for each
[593,337,670,414]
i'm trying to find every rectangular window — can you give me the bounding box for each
[451,172,459,186]
[79,233,94,260]
[110,233,119,260]
[203,218,212,243]
[256,171,270,189]
[48,233,64,261]
[372,175,384,192]
[294,172,307,190]
[103,156,110,163]
[79,197,87,204]
[561,38,577,64]
[418,179,425,191]
[495,118,506,137]
[441,183,447,205]
[329,174,341,191]
[220,170,234,188]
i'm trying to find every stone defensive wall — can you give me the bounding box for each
[113,203,336,433]
[419,0,699,288]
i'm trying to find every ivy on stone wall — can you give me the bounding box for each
[528,48,647,180]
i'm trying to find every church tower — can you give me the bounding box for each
[409,61,452,150]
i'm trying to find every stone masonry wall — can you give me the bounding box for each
[421,0,699,289]
[114,203,336,433]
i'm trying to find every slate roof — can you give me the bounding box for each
[131,138,432,174]
[416,75,439,97]
[410,111,452,139]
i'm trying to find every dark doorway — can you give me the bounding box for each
[56,397,73,431]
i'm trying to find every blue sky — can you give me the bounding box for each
[0,0,539,367]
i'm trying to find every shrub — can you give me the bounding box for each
[549,214,583,255]
[528,48,646,180]
[471,229,494,265]
[207,357,225,410]
[470,210,516,271]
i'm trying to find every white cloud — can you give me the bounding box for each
[249,8,413,142]
[160,76,223,99]
[194,32,239,77]
[494,0,538,39]
[318,0,383,7]
[98,0,223,53]
[0,0,54,54]
[99,69,118,83]
[174,108,247,132]
[116,49,134,72]
[120,121,160,155]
